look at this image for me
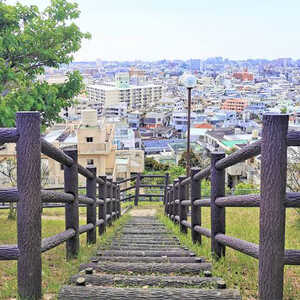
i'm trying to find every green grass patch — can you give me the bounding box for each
[157,207,300,300]
[0,211,130,299]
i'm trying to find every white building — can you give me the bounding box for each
[86,72,163,112]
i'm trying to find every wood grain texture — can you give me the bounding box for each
[59,286,241,300]
[41,229,75,253]
[179,176,188,234]
[0,245,19,260]
[94,256,204,263]
[191,167,202,244]
[210,152,226,260]
[16,112,42,299]
[70,273,220,288]
[96,250,195,257]
[0,128,19,145]
[79,262,211,274]
[86,166,96,244]
[259,114,288,300]
[41,138,73,167]
[215,234,258,259]
[64,150,79,260]
[79,223,94,234]
[215,194,260,207]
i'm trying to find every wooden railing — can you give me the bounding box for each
[164,114,300,300]
[118,173,169,205]
[0,112,122,299]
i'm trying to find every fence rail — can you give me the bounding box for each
[0,111,170,299]
[0,112,123,300]
[164,113,300,300]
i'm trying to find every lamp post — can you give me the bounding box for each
[182,74,197,177]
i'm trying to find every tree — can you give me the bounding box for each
[145,157,169,172]
[178,150,209,170]
[0,0,91,127]
[0,158,50,219]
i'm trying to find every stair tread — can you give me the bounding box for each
[59,286,241,299]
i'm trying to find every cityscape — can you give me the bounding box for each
[2,56,297,188]
[1,1,300,299]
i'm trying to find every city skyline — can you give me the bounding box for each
[6,0,300,61]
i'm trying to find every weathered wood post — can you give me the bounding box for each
[259,113,288,300]
[86,166,96,244]
[179,176,187,234]
[98,176,107,235]
[107,176,113,226]
[171,179,177,222]
[163,172,169,204]
[164,187,169,215]
[64,148,79,258]
[174,179,179,223]
[168,184,173,218]
[210,151,226,259]
[16,112,42,300]
[191,167,201,244]
[134,173,141,206]
[117,185,121,218]
[112,182,117,221]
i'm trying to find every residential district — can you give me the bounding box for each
[1,57,300,189]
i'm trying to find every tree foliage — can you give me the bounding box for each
[233,182,259,195]
[145,157,169,172]
[178,150,209,170]
[0,0,90,127]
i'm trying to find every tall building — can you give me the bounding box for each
[189,59,201,72]
[86,72,162,113]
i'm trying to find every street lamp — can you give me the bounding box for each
[182,74,197,177]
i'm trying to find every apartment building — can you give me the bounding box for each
[221,98,248,112]
[0,110,144,187]
[86,72,162,112]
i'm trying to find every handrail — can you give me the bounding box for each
[41,138,73,167]
[164,114,300,300]
[0,128,19,145]
[0,112,128,299]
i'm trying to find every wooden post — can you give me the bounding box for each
[179,176,187,234]
[259,114,288,300]
[107,176,113,226]
[98,176,107,235]
[163,173,169,204]
[168,186,173,219]
[116,185,121,218]
[134,173,141,206]
[210,152,226,259]
[112,183,117,221]
[191,167,201,244]
[16,112,42,300]
[173,179,179,223]
[64,149,79,258]
[86,166,96,244]
[164,187,169,215]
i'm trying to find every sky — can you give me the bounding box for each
[6,0,300,61]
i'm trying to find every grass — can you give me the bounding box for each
[121,200,163,209]
[0,208,131,299]
[157,207,300,300]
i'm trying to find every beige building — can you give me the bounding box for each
[86,74,162,112]
[0,110,144,187]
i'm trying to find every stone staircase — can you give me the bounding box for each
[59,216,241,299]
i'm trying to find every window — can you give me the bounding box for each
[60,164,64,170]
[86,137,93,143]
[87,159,94,165]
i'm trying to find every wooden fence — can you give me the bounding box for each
[164,113,300,300]
[118,173,169,205]
[0,112,123,299]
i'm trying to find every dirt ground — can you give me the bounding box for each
[129,208,157,217]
